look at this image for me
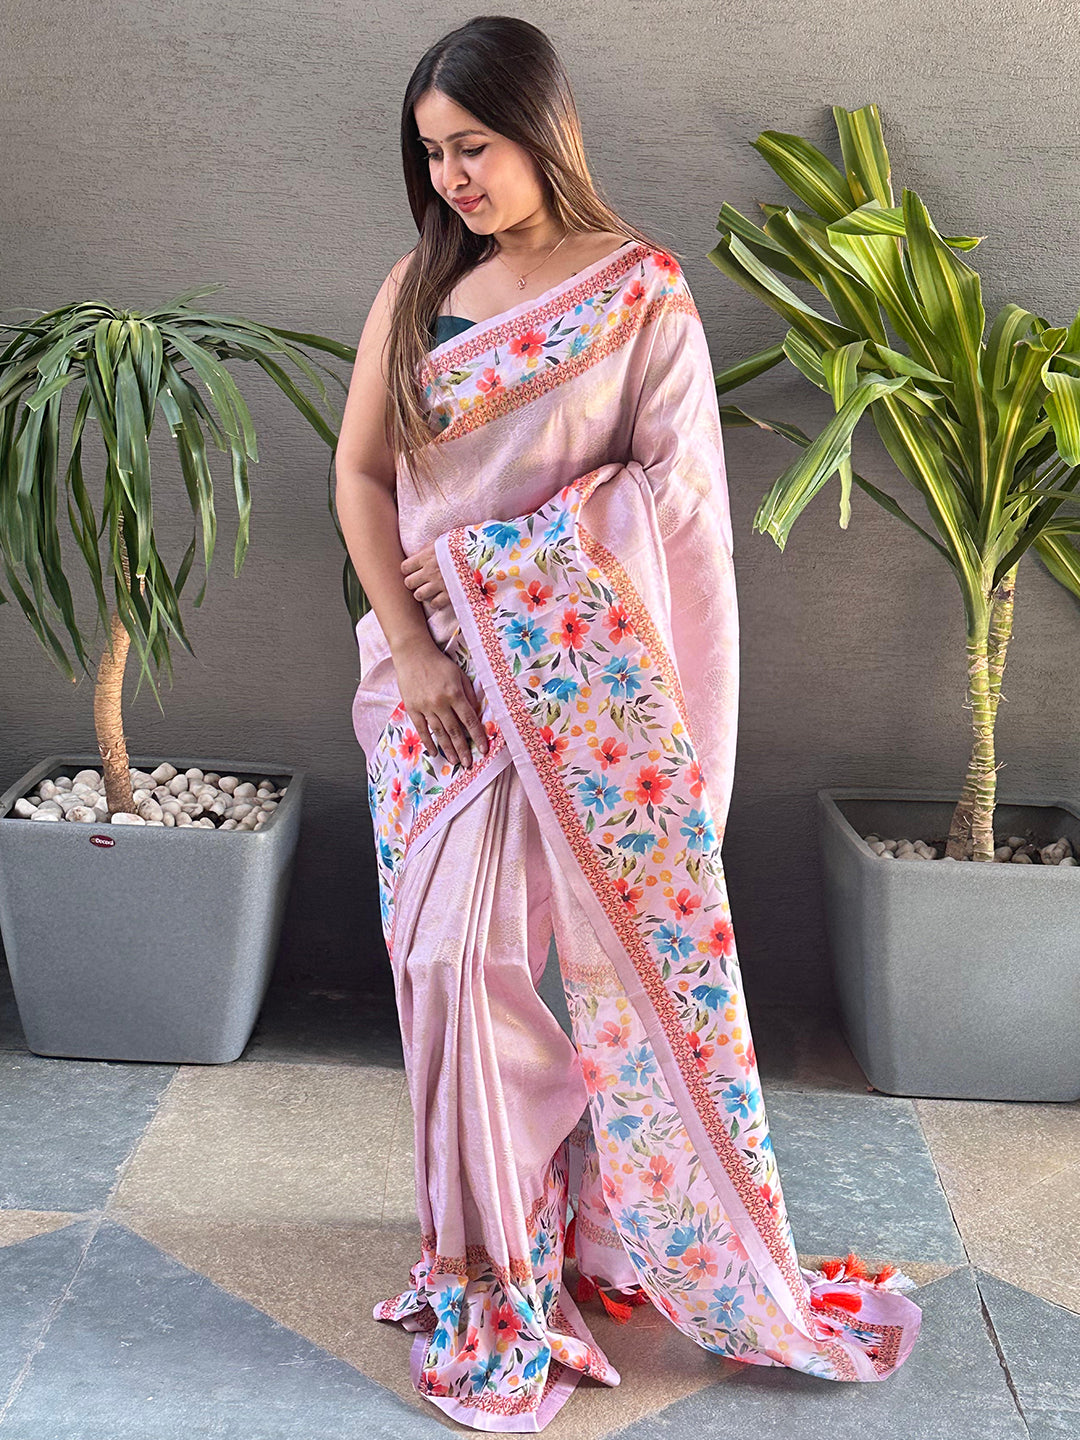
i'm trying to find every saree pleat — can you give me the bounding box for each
[373,746,623,1430]
[354,239,923,1429]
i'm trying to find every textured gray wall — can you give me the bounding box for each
[3,1,1078,1010]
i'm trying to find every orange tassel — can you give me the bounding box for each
[598,1288,634,1323]
[810,1288,863,1313]
[572,1270,650,1323]
[564,1213,577,1261]
[842,1252,871,1280]
[574,1272,596,1304]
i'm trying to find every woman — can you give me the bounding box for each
[336,16,922,1432]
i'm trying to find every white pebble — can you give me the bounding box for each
[72,769,101,787]
[218,776,239,794]
[111,812,146,825]
[29,810,60,821]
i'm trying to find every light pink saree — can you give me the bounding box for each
[351,239,922,1431]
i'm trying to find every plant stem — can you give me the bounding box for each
[94,533,136,816]
[944,564,1017,860]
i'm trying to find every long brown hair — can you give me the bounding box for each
[387,15,673,499]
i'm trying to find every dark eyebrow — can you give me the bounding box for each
[417,129,487,144]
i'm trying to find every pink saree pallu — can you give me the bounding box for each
[351,240,922,1431]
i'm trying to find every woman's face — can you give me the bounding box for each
[413,88,546,236]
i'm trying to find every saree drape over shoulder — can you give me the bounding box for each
[351,239,922,1431]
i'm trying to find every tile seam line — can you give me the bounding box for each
[973,1272,1031,1435]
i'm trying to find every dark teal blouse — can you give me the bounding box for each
[429,313,477,349]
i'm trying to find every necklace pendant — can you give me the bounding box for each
[517,276,526,289]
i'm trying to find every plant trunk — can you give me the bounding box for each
[94,532,138,816]
[945,563,1017,860]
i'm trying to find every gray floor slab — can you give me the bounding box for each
[0,1218,94,1400]
[975,1267,1080,1438]
[0,1219,447,1440]
[763,1085,968,1264]
[239,983,405,1068]
[0,1053,175,1211]
[604,1266,1029,1440]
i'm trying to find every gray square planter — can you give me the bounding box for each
[817,787,1080,1102]
[0,753,304,1064]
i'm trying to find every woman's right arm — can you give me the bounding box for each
[334,255,488,770]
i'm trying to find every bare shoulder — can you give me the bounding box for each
[582,228,637,259]
[335,248,418,488]
[371,248,416,320]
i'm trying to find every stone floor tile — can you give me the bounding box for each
[914,1097,1080,1212]
[0,1219,445,1440]
[763,1085,967,1264]
[0,1053,175,1211]
[111,1061,408,1224]
[603,1267,1028,1440]
[0,1217,95,1400]
[975,1267,1080,1438]
[951,1168,1080,1316]
[0,1213,86,1247]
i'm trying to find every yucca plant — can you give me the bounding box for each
[0,285,357,817]
[710,102,1080,863]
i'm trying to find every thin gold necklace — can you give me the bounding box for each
[494,229,571,290]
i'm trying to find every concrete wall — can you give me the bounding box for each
[3,0,1078,1010]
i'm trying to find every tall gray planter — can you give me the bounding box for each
[817,787,1080,1103]
[0,753,304,1064]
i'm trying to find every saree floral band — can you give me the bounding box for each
[355,240,922,1427]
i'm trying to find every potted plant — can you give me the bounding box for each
[709,102,1080,1102]
[0,285,356,1063]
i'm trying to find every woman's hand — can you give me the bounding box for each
[401,541,453,615]
[391,634,489,769]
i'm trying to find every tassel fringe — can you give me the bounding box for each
[803,1250,918,1295]
[571,1268,651,1323]
[564,1207,650,1323]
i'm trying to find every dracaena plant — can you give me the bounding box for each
[710,102,1080,863]
[0,285,359,817]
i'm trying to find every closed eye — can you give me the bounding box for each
[424,146,486,160]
